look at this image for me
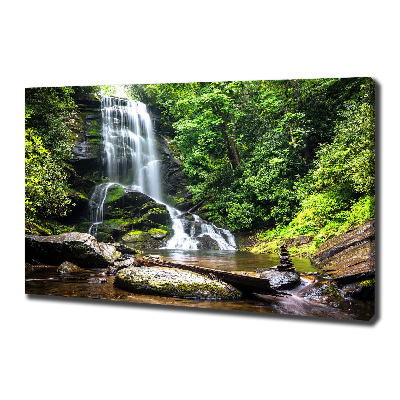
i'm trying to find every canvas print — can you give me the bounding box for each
[25,78,375,320]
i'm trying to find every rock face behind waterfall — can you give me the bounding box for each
[92,188,172,247]
[157,135,194,210]
[65,94,103,224]
[25,232,121,268]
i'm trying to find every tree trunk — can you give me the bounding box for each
[221,113,241,169]
[284,81,297,148]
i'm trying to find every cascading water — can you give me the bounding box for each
[88,95,236,250]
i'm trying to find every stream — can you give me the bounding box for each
[25,250,374,320]
[26,95,374,320]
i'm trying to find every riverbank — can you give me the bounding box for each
[238,219,375,302]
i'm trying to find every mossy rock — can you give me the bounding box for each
[89,190,173,247]
[104,191,171,227]
[114,266,242,300]
[86,119,102,138]
[105,185,125,203]
[122,230,149,243]
[148,228,168,239]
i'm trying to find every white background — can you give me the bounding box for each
[1,1,398,399]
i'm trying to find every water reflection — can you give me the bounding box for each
[142,249,319,274]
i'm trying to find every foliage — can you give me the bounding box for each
[25,129,72,231]
[25,87,78,161]
[127,78,374,237]
[25,86,87,232]
[25,79,375,249]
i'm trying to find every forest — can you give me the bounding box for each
[25,78,375,256]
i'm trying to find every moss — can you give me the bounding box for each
[75,221,91,233]
[102,218,132,228]
[122,230,148,243]
[140,205,168,215]
[86,119,102,137]
[68,190,89,201]
[114,267,242,299]
[105,185,125,203]
[26,218,76,236]
[148,228,167,235]
[360,278,375,288]
[250,238,282,254]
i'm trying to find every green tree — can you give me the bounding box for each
[25,86,82,232]
[124,78,375,233]
[25,128,72,232]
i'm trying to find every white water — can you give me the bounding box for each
[88,95,236,250]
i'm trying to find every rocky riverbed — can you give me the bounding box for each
[25,226,375,320]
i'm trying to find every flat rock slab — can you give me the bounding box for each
[311,220,375,283]
[259,269,300,290]
[114,266,242,300]
[25,232,121,268]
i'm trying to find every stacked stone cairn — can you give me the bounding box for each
[257,245,300,290]
[276,245,295,271]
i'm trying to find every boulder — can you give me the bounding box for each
[340,279,375,301]
[197,235,220,250]
[113,242,141,255]
[296,280,345,308]
[94,189,172,245]
[114,266,242,300]
[25,232,121,268]
[57,261,85,274]
[121,229,169,249]
[259,269,300,290]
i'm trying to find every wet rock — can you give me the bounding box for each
[259,269,300,290]
[157,135,193,206]
[106,266,119,276]
[114,266,242,300]
[141,254,163,261]
[276,245,295,270]
[311,220,375,284]
[114,257,138,269]
[121,229,171,249]
[113,242,142,255]
[122,231,152,245]
[297,280,345,308]
[96,190,172,246]
[149,229,167,240]
[87,277,108,284]
[340,279,375,301]
[197,235,220,250]
[57,261,85,274]
[25,232,121,268]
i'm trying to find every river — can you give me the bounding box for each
[25,249,374,320]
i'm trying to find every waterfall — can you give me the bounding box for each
[100,96,161,200]
[88,95,236,250]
